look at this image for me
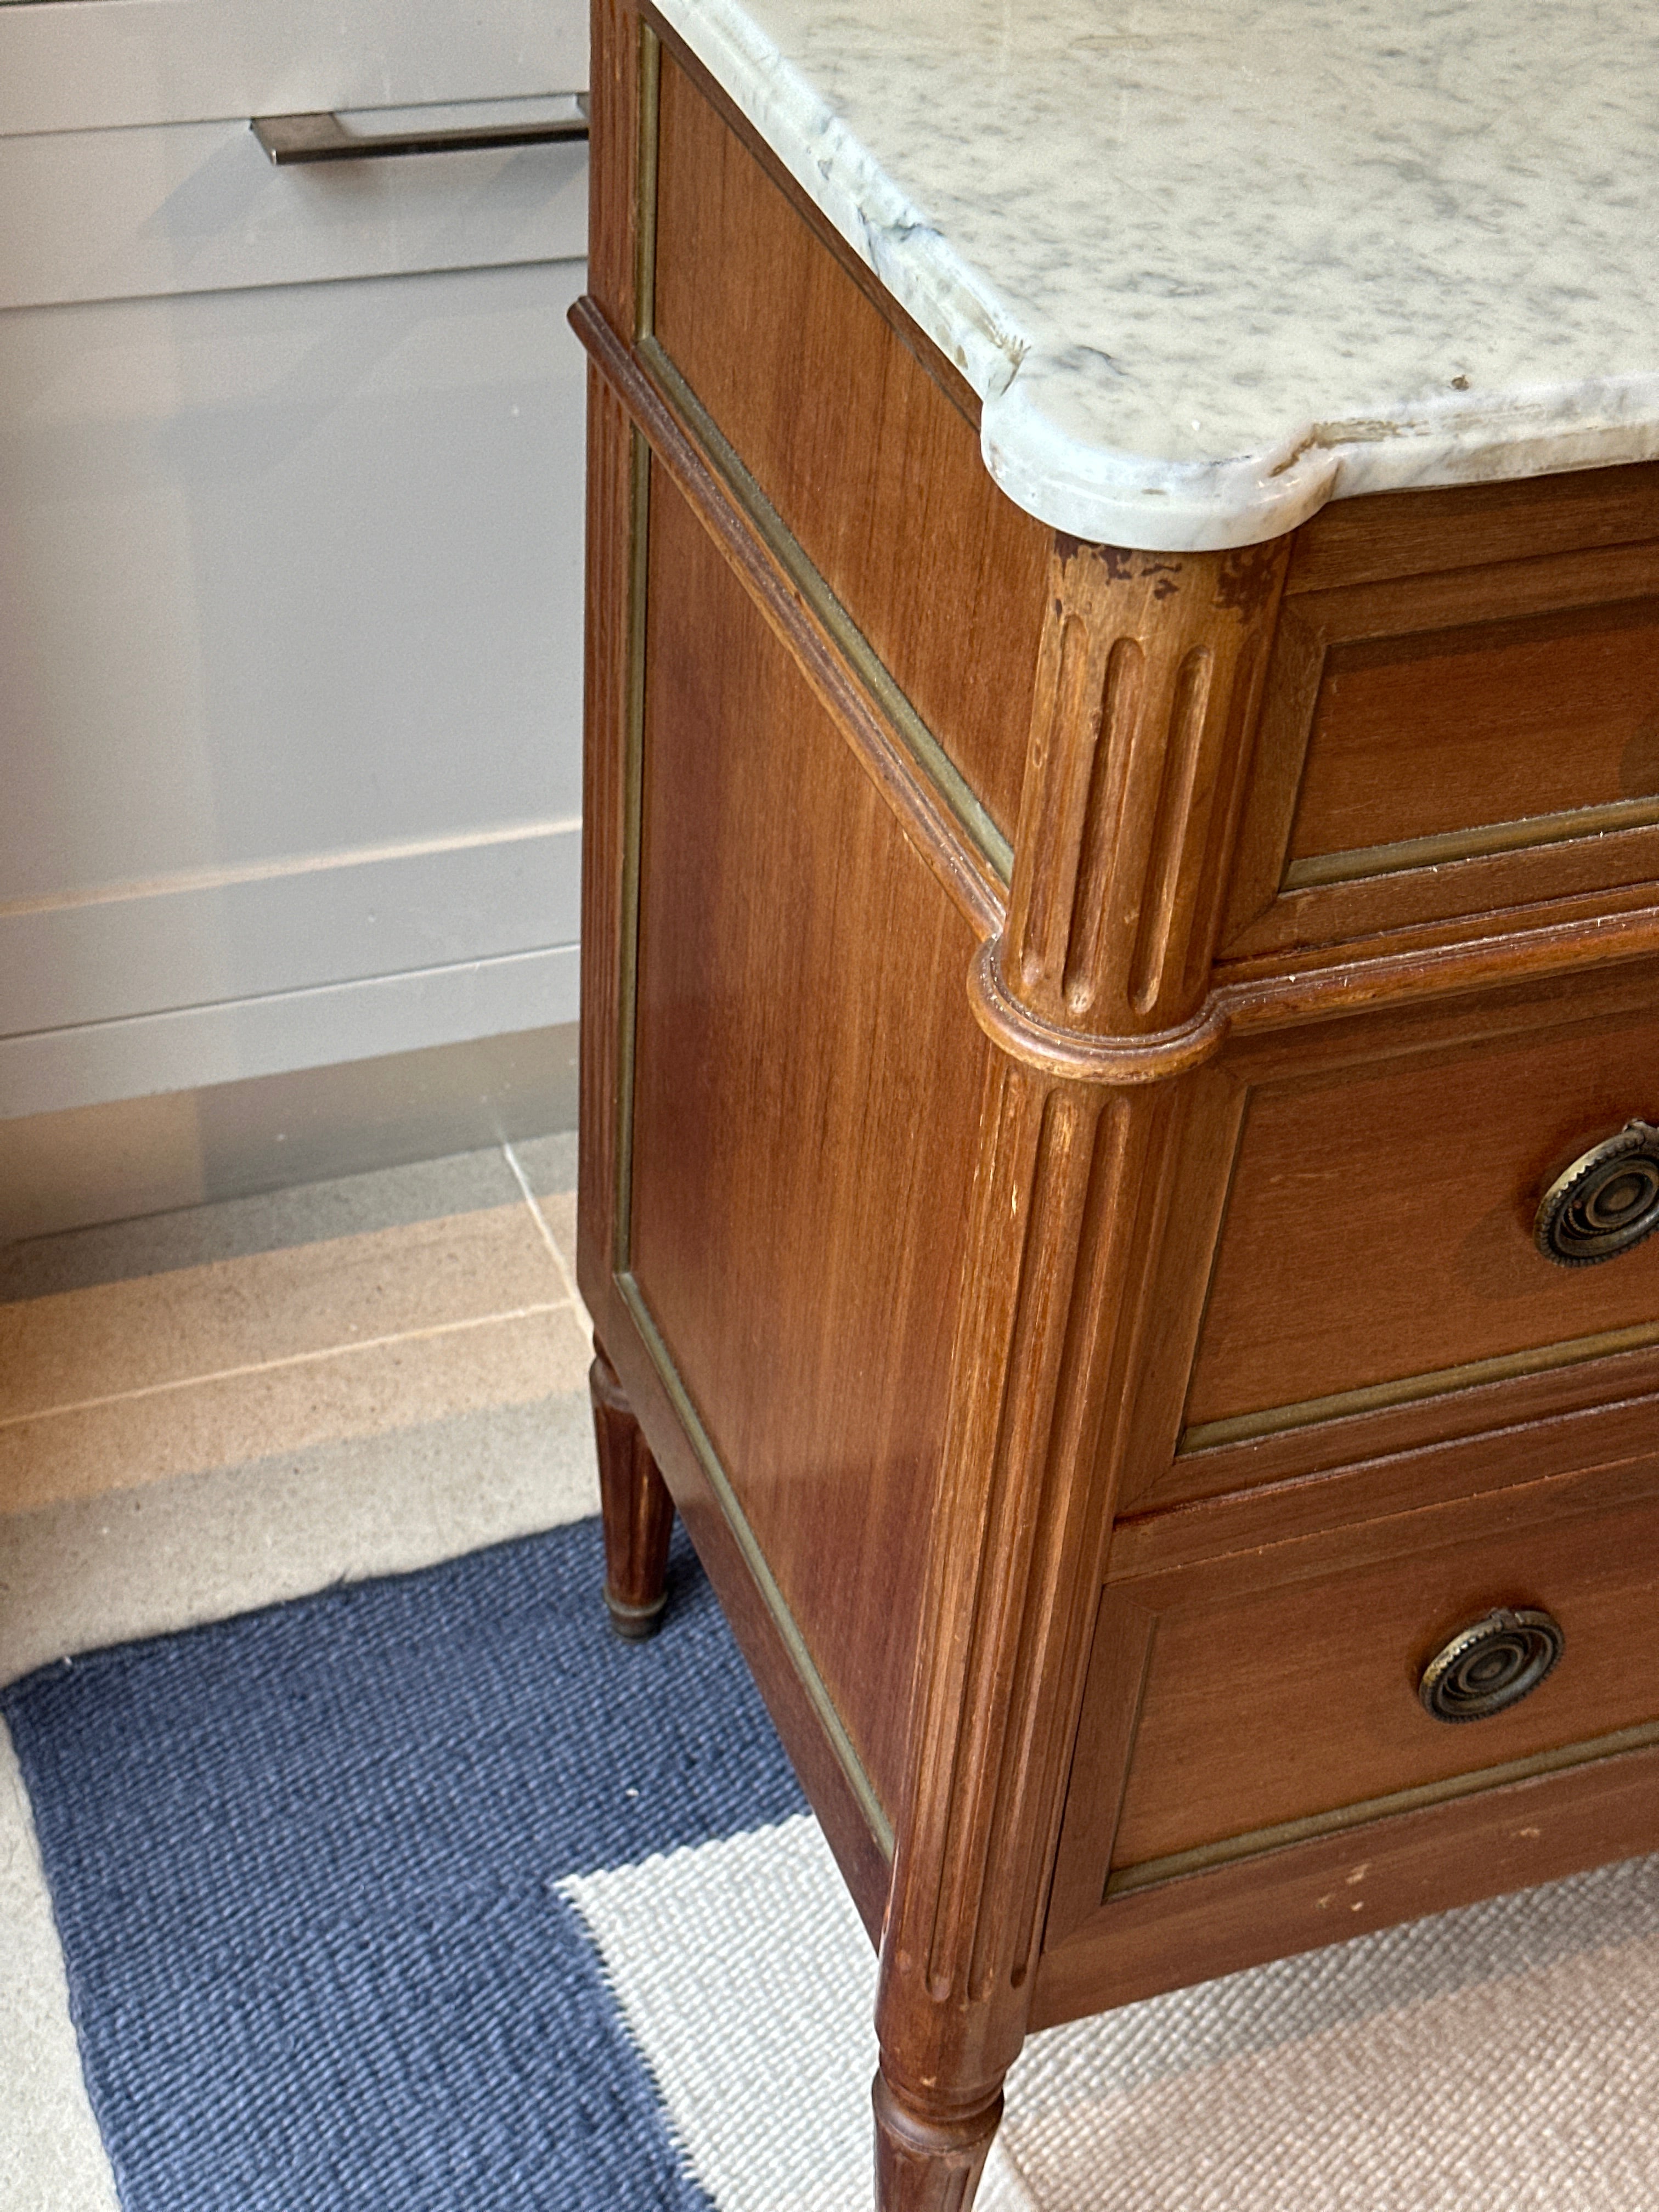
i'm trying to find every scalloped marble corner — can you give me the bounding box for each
[650,0,1659,552]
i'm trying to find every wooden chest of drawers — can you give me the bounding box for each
[572,9,1659,2203]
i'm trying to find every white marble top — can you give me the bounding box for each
[651,0,1659,550]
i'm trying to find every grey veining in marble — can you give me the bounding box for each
[651,0,1659,549]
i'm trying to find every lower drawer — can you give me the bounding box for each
[1053,1461,1659,1924]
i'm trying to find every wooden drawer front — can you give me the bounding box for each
[1223,521,1659,956]
[1181,994,1659,1457]
[646,43,1048,847]
[1053,1470,1659,1928]
[1291,596,1659,870]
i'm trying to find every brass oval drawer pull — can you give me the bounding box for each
[1534,1120,1659,1266]
[1419,1607,1564,1722]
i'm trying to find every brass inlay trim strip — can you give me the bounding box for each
[1285,793,1659,893]
[618,1274,895,1860]
[1180,1316,1659,1455]
[1105,1718,1659,1898]
[637,334,1013,884]
[612,427,652,1272]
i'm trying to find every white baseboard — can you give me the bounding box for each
[0,942,579,1122]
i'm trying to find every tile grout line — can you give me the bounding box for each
[503,1141,595,1352]
[0,1304,573,1430]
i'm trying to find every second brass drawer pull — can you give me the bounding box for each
[1534,1119,1659,1266]
[1419,1607,1564,1723]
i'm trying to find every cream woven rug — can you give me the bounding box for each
[569,1814,1659,2211]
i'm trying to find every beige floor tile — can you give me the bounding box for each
[0,1303,592,1516]
[0,1391,602,1684]
[537,1187,579,1273]
[0,1147,522,1304]
[0,1204,565,1423]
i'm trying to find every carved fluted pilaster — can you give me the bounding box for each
[1004,538,1288,1039]
[874,1060,1169,2119]
[873,538,1289,2200]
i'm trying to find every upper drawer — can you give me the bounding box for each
[1190,994,1659,1438]
[1222,472,1659,960]
[0,0,586,137]
[1115,966,1659,1516]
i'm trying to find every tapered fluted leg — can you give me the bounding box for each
[590,1338,675,1639]
[873,2069,1003,2212]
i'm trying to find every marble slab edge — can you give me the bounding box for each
[650,0,1659,553]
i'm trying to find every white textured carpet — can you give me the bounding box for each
[569,1814,1659,2211]
[0,1724,120,2212]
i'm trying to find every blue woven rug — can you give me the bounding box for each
[3,1520,807,2212]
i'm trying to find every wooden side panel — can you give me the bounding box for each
[650,47,1049,841]
[1185,1000,1659,1431]
[587,0,641,331]
[574,363,634,1345]
[627,467,991,1821]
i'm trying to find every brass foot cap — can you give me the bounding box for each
[604,1586,668,1641]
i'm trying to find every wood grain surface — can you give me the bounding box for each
[1286,458,1659,593]
[1108,1478,1659,1869]
[627,465,990,1822]
[1185,998,1659,1430]
[1289,596,1659,863]
[1035,1732,1659,2023]
[650,46,1049,842]
[577,4,1659,2195]
[1225,533,1659,960]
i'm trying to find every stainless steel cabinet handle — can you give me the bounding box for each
[252,110,589,165]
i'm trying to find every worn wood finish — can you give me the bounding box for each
[1224,537,1659,960]
[574,3,1659,2201]
[1036,1731,1659,2024]
[1285,459,1659,594]
[649,44,1049,842]
[873,2074,1002,2212]
[629,462,990,1822]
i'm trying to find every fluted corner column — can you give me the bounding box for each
[871,536,1290,2208]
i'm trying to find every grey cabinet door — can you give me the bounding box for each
[2,74,590,1121]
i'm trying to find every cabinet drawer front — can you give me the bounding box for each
[0,113,589,313]
[1223,503,1659,956]
[1182,993,1659,1457]
[1058,1470,1659,1920]
[1290,595,1659,876]
[0,0,587,137]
